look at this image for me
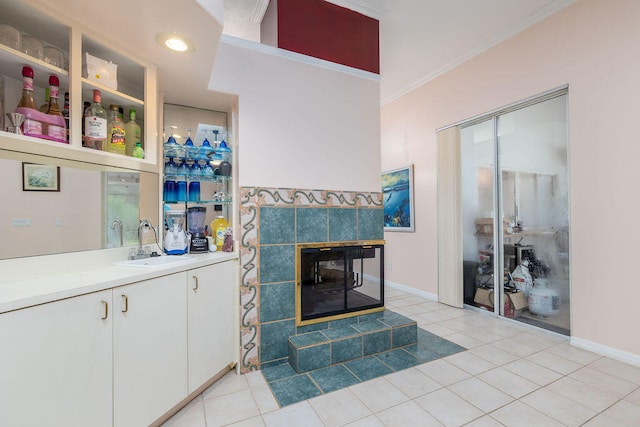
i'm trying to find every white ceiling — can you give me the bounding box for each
[223,0,576,104]
[21,0,576,110]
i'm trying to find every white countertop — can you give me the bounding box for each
[0,248,238,314]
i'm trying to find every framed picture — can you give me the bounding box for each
[22,163,60,192]
[382,164,414,232]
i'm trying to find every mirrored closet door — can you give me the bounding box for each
[460,91,570,335]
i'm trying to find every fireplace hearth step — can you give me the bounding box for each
[288,311,417,374]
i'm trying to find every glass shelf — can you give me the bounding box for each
[163,149,231,163]
[163,175,231,183]
[163,199,232,205]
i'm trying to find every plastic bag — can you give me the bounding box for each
[511,260,533,297]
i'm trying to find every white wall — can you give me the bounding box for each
[381,0,640,358]
[209,36,381,192]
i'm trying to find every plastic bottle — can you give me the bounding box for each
[125,108,141,156]
[210,205,228,251]
[132,141,145,159]
[107,104,126,155]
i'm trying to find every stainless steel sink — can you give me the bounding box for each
[113,256,196,269]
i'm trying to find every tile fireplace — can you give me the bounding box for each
[238,187,384,373]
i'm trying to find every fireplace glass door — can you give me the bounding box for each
[298,244,384,324]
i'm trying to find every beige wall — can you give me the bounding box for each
[381,0,640,358]
[0,159,102,259]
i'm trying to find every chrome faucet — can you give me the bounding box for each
[135,219,154,259]
[111,219,123,247]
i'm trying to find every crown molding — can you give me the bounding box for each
[250,0,270,23]
[324,0,389,20]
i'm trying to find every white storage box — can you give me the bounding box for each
[83,52,117,90]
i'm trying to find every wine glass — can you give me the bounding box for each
[199,129,214,160]
[183,127,197,158]
[163,126,180,158]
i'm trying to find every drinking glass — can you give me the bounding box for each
[188,181,200,202]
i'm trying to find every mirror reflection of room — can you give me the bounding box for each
[0,156,158,259]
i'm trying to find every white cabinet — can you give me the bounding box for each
[0,290,113,427]
[0,1,158,171]
[187,261,237,393]
[0,259,237,427]
[113,273,188,427]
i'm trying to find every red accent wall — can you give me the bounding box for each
[276,0,379,74]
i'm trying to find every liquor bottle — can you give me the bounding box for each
[46,75,62,116]
[81,100,90,139]
[62,92,69,142]
[38,87,50,113]
[45,75,65,141]
[16,66,42,136]
[17,66,38,110]
[83,89,107,150]
[124,108,141,156]
[106,104,126,155]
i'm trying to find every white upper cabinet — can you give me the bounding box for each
[0,0,158,171]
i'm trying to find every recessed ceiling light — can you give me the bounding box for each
[156,32,195,53]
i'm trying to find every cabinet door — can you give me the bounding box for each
[188,261,237,392]
[0,290,113,427]
[113,273,188,427]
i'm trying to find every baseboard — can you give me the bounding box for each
[571,336,640,368]
[381,275,640,368]
[384,279,438,302]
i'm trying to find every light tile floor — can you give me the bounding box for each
[163,287,640,426]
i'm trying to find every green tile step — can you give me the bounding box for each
[287,310,418,373]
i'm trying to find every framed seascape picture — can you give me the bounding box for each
[22,163,60,192]
[382,164,414,232]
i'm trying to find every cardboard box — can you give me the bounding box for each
[475,218,512,236]
[504,291,528,318]
[473,287,494,308]
[474,288,528,318]
[83,52,118,90]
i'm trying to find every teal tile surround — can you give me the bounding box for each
[262,320,466,408]
[259,207,295,244]
[329,207,357,241]
[239,187,384,373]
[287,311,417,374]
[296,208,328,242]
[259,282,295,322]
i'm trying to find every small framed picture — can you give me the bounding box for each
[22,163,60,192]
[382,164,414,232]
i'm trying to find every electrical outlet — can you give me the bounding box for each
[387,261,393,271]
[12,218,32,227]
